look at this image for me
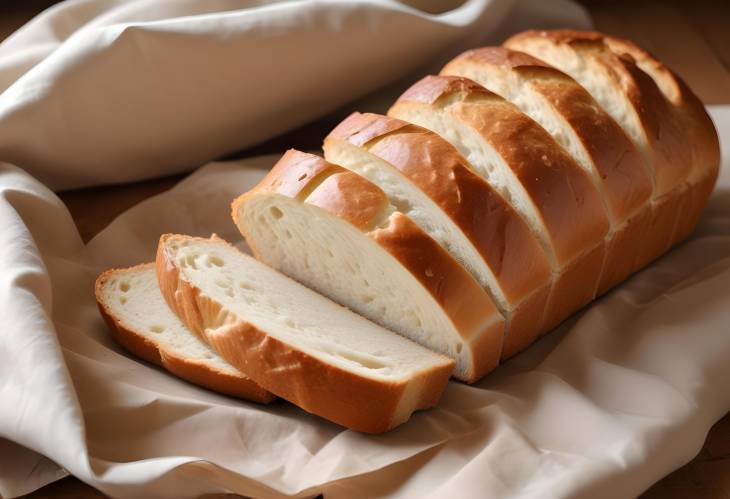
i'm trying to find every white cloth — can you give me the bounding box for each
[0,0,585,191]
[0,1,728,498]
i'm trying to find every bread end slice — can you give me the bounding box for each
[156,234,454,433]
[95,264,275,403]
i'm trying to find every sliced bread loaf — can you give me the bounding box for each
[156,234,455,433]
[232,149,503,381]
[504,30,691,269]
[440,47,654,294]
[386,79,609,333]
[323,113,553,356]
[95,264,275,403]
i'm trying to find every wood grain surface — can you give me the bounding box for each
[2,0,728,497]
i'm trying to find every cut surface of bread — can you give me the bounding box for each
[323,113,556,352]
[95,264,275,403]
[233,149,503,381]
[440,47,654,294]
[504,30,691,269]
[156,234,455,433]
[388,78,609,332]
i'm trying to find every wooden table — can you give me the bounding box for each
[2,1,728,497]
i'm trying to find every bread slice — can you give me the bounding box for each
[440,47,654,295]
[156,234,455,433]
[602,35,720,243]
[233,149,503,381]
[95,264,275,403]
[504,30,691,270]
[322,114,553,358]
[386,79,609,333]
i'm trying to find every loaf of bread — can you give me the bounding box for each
[236,29,718,375]
[96,30,719,433]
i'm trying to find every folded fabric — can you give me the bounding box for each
[2,0,510,190]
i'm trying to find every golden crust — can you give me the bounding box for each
[327,112,411,147]
[391,80,609,265]
[447,46,553,72]
[233,149,390,232]
[233,150,503,381]
[155,234,454,433]
[249,148,338,200]
[602,35,720,243]
[596,205,652,296]
[304,170,390,231]
[441,47,654,295]
[444,47,653,223]
[541,243,605,333]
[397,73,495,104]
[504,30,693,267]
[95,264,275,404]
[500,283,550,358]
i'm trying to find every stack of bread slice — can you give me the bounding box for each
[96,30,719,433]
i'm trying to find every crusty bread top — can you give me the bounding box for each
[249,147,336,198]
[441,46,653,226]
[326,113,553,304]
[327,111,413,147]
[390,77,609,266]
[445,45,554,73]
[508,29,603,46]
[602,35,720,187]
[504,30,692,198]
[396,72,497,104]
[243,148,390,231]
